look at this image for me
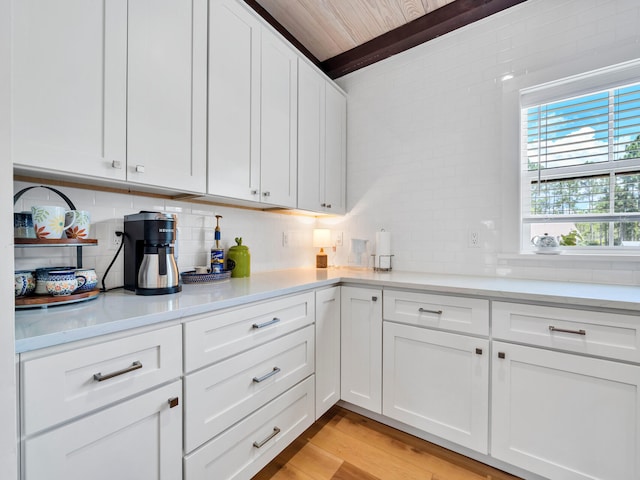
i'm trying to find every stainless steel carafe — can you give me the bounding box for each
[138,245,179,291]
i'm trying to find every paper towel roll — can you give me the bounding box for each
[376,230,391,269]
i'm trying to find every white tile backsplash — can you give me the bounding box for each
[335,0,640,285]
[13,181,318,289]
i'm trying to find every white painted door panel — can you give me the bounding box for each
[297,61,324,212]
[12,0,127,180]
[23,381,182,480]
[315,287,341,418]
[383,322,489,453]
[492,341,640,480]
[208,0,261,201]
[260,29,298,208]
[340,286,382,413]
[127,0,207,193]
[323,82,346,214]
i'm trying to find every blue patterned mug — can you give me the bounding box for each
[46,269,86,296]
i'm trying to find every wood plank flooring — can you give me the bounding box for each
[253,406,522,480]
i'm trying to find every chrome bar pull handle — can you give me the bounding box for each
[253,367,281,383]
[252,317,281,329]
[549,325,586,335]
[418,307,443,315]
[253,427,281,448]
[93,361,142,382]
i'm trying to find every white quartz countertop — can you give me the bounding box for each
[15,268,640,353]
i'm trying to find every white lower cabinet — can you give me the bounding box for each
[491,341,640,480]
[184,325,314,453]
[19,325,183,480]
[340,286,382,413]
[184,376,315,480]
[383,321,489,453]
[23,380,182,480]
[315,286,341,419]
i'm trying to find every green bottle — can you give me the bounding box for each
[227,237,250,278]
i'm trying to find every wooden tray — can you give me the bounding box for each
[15,238,98,246]
[15,289,100,309]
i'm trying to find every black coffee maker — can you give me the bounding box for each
[123,211,181,295]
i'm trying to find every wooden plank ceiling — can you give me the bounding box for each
[244,0,527,79]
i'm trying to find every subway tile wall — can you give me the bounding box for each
[14,181,317,289]
[334,0,640,284]
[13,0,640,286]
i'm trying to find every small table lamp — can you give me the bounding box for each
[313,228,331,268]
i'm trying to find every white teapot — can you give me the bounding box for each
[531,233,560,252]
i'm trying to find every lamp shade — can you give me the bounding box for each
[313,228,331,248]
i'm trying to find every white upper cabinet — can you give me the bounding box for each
[12,0,207,193]
[208,0,260,202]
[297,61,346,214]
[127,0,207,193]
[208,0,298,208]
[259,28,298,207]
[12,0,127,181]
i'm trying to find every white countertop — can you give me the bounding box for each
[15,268,640,353]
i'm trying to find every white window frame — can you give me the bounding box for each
[520,59,640,252]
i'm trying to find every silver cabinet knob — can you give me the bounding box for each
[135,165,145,173]
[111,160,122,169]
[263,191,271,197]
[250,189,258,195]
[326,204,332,208]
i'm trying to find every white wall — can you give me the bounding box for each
[336,0,640,284]
[13,180,318,286]
[1,0,18,476]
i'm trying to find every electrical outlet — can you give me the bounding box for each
[468,230,480,248]
[108,225,122,250]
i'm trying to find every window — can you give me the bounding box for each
[521,65,640,250]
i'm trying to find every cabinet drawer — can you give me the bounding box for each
[493,302,640,362]
[184,325,314,453]
[184,375,315,480]
[383,290,489,336]
[21,325,182,435]
[184,291,314,372]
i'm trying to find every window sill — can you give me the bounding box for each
[498,252,640,263]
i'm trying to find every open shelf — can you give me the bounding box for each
[15,238,98,247]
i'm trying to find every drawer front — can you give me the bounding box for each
[184,375,315,480]
[22,325,182,435]
[184,291,315,372]
[383,290,489,336]
[184,325,314,453]
[493,302,640,362]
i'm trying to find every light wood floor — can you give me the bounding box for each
[253,406,522,480]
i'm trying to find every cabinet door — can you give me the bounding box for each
[341,286,382,413]
[12,0,127,180]
[315,287,341,419]
[23,381,182,480]
[208,0,261,202]
[127,0,207,193]
[492,341,640,480]
[297,61,324,212]
[383,322,489,453]
[323,82,347,214]
[260,29,298,208]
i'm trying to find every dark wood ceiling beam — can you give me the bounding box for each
[322,0,528,79]
[244,0,528,80]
